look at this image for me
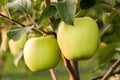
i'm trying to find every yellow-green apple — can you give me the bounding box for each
[23,35,61,71]
[9,34,27,55]
[57,17,100,60]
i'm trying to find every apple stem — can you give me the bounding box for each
[50,69,58,80]
[62,56,80,80]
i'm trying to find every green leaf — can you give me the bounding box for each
[14,49,23,66]
[7,0,32,12]
[7,26,33,41]
[102,10,118,24]
[55,0,77,25]
[95,42,120,69]
[38,5,57,25]
[0,0,8,6]
[96,43,116,69]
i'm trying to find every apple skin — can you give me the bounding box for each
[57,17,100,60]
[9,34,27,55]
[23,35,61,71]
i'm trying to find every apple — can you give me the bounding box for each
[23,35,61,71]
[57,17,100,60]
[9,34,27,55]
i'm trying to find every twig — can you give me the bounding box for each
[101,59,120,80]
[0,13,48,35]
[50,69,58,80]
[91,70,120,80]
[70,61,80,79]
[0,13,26,27]
[62,56,80,80]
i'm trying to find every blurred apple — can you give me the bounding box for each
[9,34,27,55]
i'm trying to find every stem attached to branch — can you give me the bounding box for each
[50,69,58,80]
[62,56,80,80]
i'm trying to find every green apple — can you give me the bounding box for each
[57,17,100,60]
[23,35,61,71]
[9,34,27,55]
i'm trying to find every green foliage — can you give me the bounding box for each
[56,0,77,25]
[7,26,33,41]
[0,0,8,6]
[38,5,57,25]
[1,0,120,79]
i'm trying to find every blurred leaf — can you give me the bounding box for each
[14,49,23,66]
[100,24,112,38]
[103,34,120,43]
[96,43,116,69]
[38,5,57,25]
[114,0,120,9]
[96,41,120,69]
[102,10,118,24]
[7,0,32,13]
[80,0,96,9]
[104,0,115,7]
[56,0,77,25]
[33,0,44,10]
[0,0,8,6]
[7,26,33,41]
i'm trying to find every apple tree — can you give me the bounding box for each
[0,0,120,80]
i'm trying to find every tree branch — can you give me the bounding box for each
[70,61,80,79]
[0,13,26,27]
[62,56,80,80]
[101,59,120,80]
[0,13,48,35]
[91,70,120,80]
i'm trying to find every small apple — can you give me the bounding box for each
[23,35,61,71]
[57,17,100,60]
[9,34,27,55]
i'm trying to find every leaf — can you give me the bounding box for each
[100,24,112,38]
[0,0,8,6]
[102,10,118,24]
[80,0,96,9]
[96,43,116,69]
[38,5,57,25]
[7,26,33,41]
[55,0,77,25]
[14,49,23,66]
[33,0,43,10]
[95,42,120,69]
[7,0,32,12]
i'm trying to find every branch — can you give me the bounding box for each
[91,70,120,80]
[70,61,80,79]
[101,59,120,80]
[50,69,58,80]
[0,13,48,35]
[0,13,26,27]
[62,56,80,80]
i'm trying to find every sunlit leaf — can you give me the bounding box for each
[7,26,33,41]
[56,0,77,25]
[14,49,23,66]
